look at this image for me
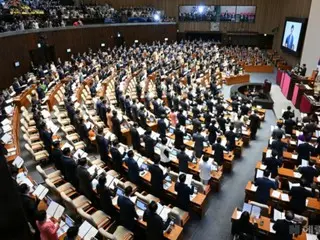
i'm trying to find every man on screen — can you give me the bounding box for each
[285,25,295,50]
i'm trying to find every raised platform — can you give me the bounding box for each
[230,83,274,109]
[243,65,274,73]
[225,74,250,85]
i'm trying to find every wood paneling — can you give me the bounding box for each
[0,24,177,89]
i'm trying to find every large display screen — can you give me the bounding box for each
[235,6,256,23]
[179,5,256,23]
[281,17,307,56]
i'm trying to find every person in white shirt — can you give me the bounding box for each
[199,155,214,185]
[158,138,171,166]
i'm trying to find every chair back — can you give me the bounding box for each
[168,209,183,226]
[36,165,47,180]
[168,171,179,182]
[249,201,269,217]
[77,208,94,226]
[135,192,150,204]
[24,143,34,155]
[191,179,205,194]
[98,228,115,240]
[45,179,60,198]
[60,192,77,214]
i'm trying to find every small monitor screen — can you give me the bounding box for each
[65,215,74,227]
[136,200,147,211]
[116,188,124,197]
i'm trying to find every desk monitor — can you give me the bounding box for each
[168,127,175,134]
[136,200,147,211]
[116,187,124,197]
[65,215,74,227]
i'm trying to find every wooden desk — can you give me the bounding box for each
[13,84,36,109]
[225,74,250,86]
[5,106,20,162]
[244,65,274,73]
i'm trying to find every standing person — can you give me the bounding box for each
[110,140,126,174]
[199,155,213,185]
[124,150,142,184]
[61,148,78,188]
[143,129,157,160]
[177,145,191,173]
[272,211,296,240]
[111,110,122,142]
[174,123,184,150]
[225,125,236,151]
[96,175,117,219]
[36,210,59,240]
[51,141,63,173]
[231,211,255,239]
[175,173,194,211]
[193,128,205,158]
[212,137,227,166]
[249,110,260,140]
[143,201,170,240]
[148,155,168,198]
[117,186,139,231]
[95,128,109,165]
[130,122,141,152]
[169,109,178,126]
[254,170,279,204]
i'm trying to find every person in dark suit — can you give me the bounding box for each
[254,170,279,204]
[174,124,185,150]
[177,109,186,126]
[298,161,319,186]
[173,95,179,111]
[131,99,138,123]
[99,100,107,124]
[51,141,63,173]
[217,114,228,134]
[249,110,260,140]
[148,155,168,198]
[284,116,296,135]
[96,174,117,219]
[78,118,90,145]
[297,138,315,164]
[212,137,227,166]
[117,186,139,231]
[130,122,141,152]
[240,104,250,116]
[39,124,53,155]
[143,201,170,240]
[175,173,194,211]
[95,96,103,116]
[158,115,167,139]
[262,150,282,178]
[124,150,142,184]
[272,211,296,240]
[61,148,78,187]
[216,101,224,116]
[180,98,188,111]
[203,109,212,129]
[282,106,295,120]
[225,125,236,151]
[177,145,191,173]
[76,158,97,203]
[95,128,109,165]
[192,117,201,134]
[300,64,307,77]
[208,119,220,145]
[271,136,287,159]
[36,82,45,100]
[206,96,214,112]
[289,178,316,214]
[19,183,40,239]
[138,106,147,129]
[124,95,132,119]
[152,97,160,117]
[143,129,157,160]
[110,140,126,174]
[272,122,285,139]
[231,211,255,239]
[193,128,206,158]
[111,110,122,142]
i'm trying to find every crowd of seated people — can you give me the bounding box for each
[0,2,174,33]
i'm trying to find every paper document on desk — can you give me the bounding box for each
[78,221,93,238]
[1,133,12,144]
[105,175,115,188]
[33,184,49,200]
[271,190,281,198]
[5,105,13,115]
[291,154,298,160]
[5,98,13,104]
[179,172,193,186]
[2,124,12,133]
[137,127,145,136]
[293,172,302,178]
[47,201,65,219]
[73,149,88,160]
[273,209,285,221]
[87,165,97,176]
[281,193,290,202]
[159,206,171,221]
[41,110,51,119]
[269,222,276,233]
[256,169,264,179]
[250,184,257,192]
[61,142,74,152]
[12,156,24,168]
[185,148,194,159]
[301,159,309,167]
[1,118,11,126]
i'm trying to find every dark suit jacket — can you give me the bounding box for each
[254,177,278,204]
[285,119,296,134]
[78,123,89,141]
[177,113,186,126]
[212,143,226,165]
[297,143,315,162]
[225,130,236,150]
[174,129,184,149]
[143,135,156,159]
[110,147,124,173]
[61,155,77,186]
[177,151,191,173]
[143,209,166,240]
[41,129,53,149]
[263,157,282,177]
[149,164,166,197]
[282,110,294,120]
[174,182,194,211]
[51,148,63,172]
[96,135,109,161]
[271,140,287,158]
[158,119,167,138]
[96,183,116,217]
[124,157,140,184]
[299,166,319,186]
[117,195,138,231]
[289,186,314,213]
[99,105,107,123]
[130,127,141,150]
[193,133,205,157]
[76,165,96,199]
[111,116,121,140]
[249,114,260,130]
[139,111,147,129]
[272,219,294,240]
[20,194,39,223]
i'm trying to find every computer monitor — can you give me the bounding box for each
[136,200,147,211]
[46,196,52,206]
[168,127,175,134]
[65,215,74,227]
[140,163,148,171]
[116,187,124,197]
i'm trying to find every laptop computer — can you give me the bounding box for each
[116,187,124,197]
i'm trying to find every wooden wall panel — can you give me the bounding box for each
[0,24,177,89]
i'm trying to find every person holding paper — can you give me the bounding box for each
[174,124,185,150]
[282,106,295,120]
[158,115,168,139]
[289,178,316,214]
[254,170,279,204]
[111,110,122,142]
[130,123,141,152]
[177,109,186,126]
[208,119,220,145]
[272,210,296,240]
[298,161,319,186]
[262,150,282,178]
[117,186,139,231]
[96,175,117,219]
[225,125,236,151]
[61,148,78,188]
[217,113,229,134]
[149,155,168,197]
[78,118,90,145]
[110,140,126,173]
[96,128,109,165]
[143,201,171,240]
[36,210,59,240]
[249,110,260,140]
[177,145,191,173]
[124,150,142,184]
[297,138,315,164]
[175,173,194,211]
[143,129,157,160]
[271,136,287,159]
[19,183,40,239]
[51,141,63,173]
[77,158,98,204]
[212,137,228,166]
[40,123,53,155]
